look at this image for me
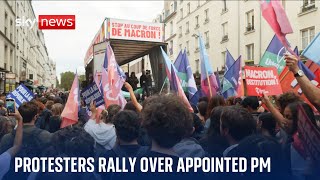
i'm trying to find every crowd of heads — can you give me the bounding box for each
[0,89,320,180]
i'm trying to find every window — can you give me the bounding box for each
[246,10,255,31]
[170,40,173,55]
[179,26,182,37]
[171,3,174,13]
[186,41,190,54]
[4,12,8,36]
[180,0,183,4]
[187,3,190,14]
[246,44,254,63]
[195,59,200,72]
[204,31,210,48]
[180,8,183,19]
[222,51,226,63]
[204,9,209,23]
[223,0,227,11]
[198,0,201,7]
[302,0,316,12]
[222,22,228,41]
[179,44,182,51]
[186,21,190,33]
[195,36,199,50]
[195,16,199,28]
[301,27,315,49]
[170,21,173,35]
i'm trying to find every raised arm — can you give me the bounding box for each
[7,106,23,157]
[124,82,142,112]
[261,93,288,129]
[285,54,320,111]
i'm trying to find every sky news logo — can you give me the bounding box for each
[16,15,75,30]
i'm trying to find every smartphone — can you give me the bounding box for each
[6,98,15,113]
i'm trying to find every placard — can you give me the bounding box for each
[6,84,34,108]
[108,18,164,42]
[297,105,320,161]
[244,66,282,96]
[81,83,104,107]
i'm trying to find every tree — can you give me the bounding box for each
[56,77,60,88]
[60,71,75,91]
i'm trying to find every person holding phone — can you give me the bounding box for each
[0,100,7,116]
[0,105,23,180]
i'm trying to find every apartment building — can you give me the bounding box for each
[0,0,56,93]
[159,0,319,74]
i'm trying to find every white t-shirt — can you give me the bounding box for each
[0,152,11,180]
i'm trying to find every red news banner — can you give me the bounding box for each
[244,66,282,96]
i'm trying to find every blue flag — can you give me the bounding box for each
[174,49,198,98]
[225,49,235,71]
[189,89,205,106]
[302,32,320,66]
[294,47,315,80]
[222,56,242,99]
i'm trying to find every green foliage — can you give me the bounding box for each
[60,71,75,91]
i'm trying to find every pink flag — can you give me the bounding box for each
[101,44,127,109]
[61,74,79,128]
[261,0,293,51]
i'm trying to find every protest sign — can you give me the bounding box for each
[81,83,104,107]
[244,66,282,96]
[6,84,34,108]
[297,105,320,162]
[108,18,164,42]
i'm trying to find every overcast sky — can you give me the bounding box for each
[32,1,164,80]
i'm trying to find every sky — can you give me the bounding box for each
[32,0,164,81]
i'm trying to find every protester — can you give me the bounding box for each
[48,103,64,133]
[45,100,54,111]
[0,106,23,180]
[197,101,207,124]
[124,82,142,112]
[200,106,229,157]
[257,113,277,138]
[142,94,193,158]
[0,117,12,141]
[285,54,320,111]
[0,102,52,180]
[204,95,226,130]
[146,70,152,93]
[103,110,148,157]
[84,102,118,151]
[128,72,139,90]
[140,70,149,99]
[241,96,261,121]
[262,92,302,145]
[220,106,256,156]
[0,100,7,116]
[33,100,52,130]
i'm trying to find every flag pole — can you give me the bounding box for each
[205,66,213,97]
[159,77,167,94]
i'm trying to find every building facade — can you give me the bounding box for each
[0,0,56,93]
[157,0,319,74]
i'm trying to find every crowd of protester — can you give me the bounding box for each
[0,55,319,180]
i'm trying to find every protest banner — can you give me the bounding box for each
[279,60,320,112]
[6,84,34,108]
[244,66,282,96]
[297,105,320,162]
[81,83,104,107]
[108,18,164,43]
